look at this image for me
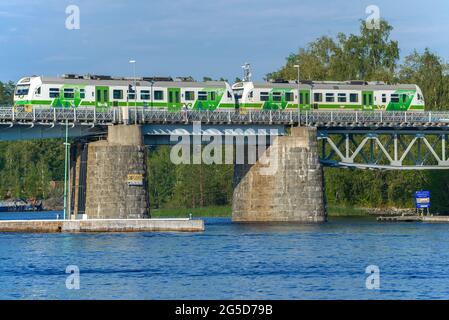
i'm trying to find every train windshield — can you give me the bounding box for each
[15,85,30,96]
[233,89,243,99]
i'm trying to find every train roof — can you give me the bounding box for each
[29,76,228,88]
[246,81,418,91]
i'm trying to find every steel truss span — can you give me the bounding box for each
[318,130,449,170]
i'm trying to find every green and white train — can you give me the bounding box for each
[13,75,425,112]
[13,75,235,111]
[232,80,425,111]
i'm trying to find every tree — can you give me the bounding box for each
[267,20,399,83]
[399,49,449,110]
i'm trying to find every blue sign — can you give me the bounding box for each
[415,191,430,209]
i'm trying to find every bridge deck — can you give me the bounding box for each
[2,106,449,170]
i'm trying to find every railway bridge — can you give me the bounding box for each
[2,106,449,223]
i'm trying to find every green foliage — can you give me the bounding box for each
[399,48,449,110]
[147,146,233,209]
[0,139,63,199]
[267,20,399,83]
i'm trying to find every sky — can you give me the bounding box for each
[0,0,448,83]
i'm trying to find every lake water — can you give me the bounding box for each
[1,212,449,300]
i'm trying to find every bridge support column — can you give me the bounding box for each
[69,141,88,219]
[232,127,326,223]
[84,125,150,219]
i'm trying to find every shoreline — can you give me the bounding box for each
[0,205,441,219]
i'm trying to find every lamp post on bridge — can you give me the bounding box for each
[129,60,137,124]
[129,60,137,107]
[63,119,70,220]
[294,64,300,126]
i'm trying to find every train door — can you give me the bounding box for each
[362,91,374,110]
[168,88,181,111]
[95,86,109,108]
[299,89,311,110]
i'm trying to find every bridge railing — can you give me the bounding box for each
[2,106,449,127]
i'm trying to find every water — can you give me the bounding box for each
[1,212,449,299]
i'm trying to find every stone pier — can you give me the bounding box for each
[81,125,150,219]
[232,127,326,223]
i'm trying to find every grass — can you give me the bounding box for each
[151,205,232,218]
[327,205,371,217]
[152,205,373,218]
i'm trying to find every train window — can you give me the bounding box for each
[338,93,347,103]
[285,92,294,102]
[35,87,41,95]
[227,91,232,98]
[113,90,123,99]
[382,94,387,103]
[127,89,136,100]
[350,93,358,103]
[198,91,208,101]
[305,93,310,104]
[64,88,75,99]
[185,91,195,101]
[154,90,164,100]
[314,93,322,102]
[272,92,282,102]
[402,94,407,103]
[141,90,150,100]
[210,92,217,101]
[49,88,60,98]
[248,91,253,99]
[260,92,269,101]
[300,94,304,104]
[391,94,399,103]
[80,89,85,99]
[325,93,335,103]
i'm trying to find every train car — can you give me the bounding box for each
[232,80,426,111]
[13,75,235,111]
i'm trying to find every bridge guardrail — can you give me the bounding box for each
[1,106,449,128]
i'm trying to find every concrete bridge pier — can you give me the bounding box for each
[232,127,327,223]
[71,125,150,219]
